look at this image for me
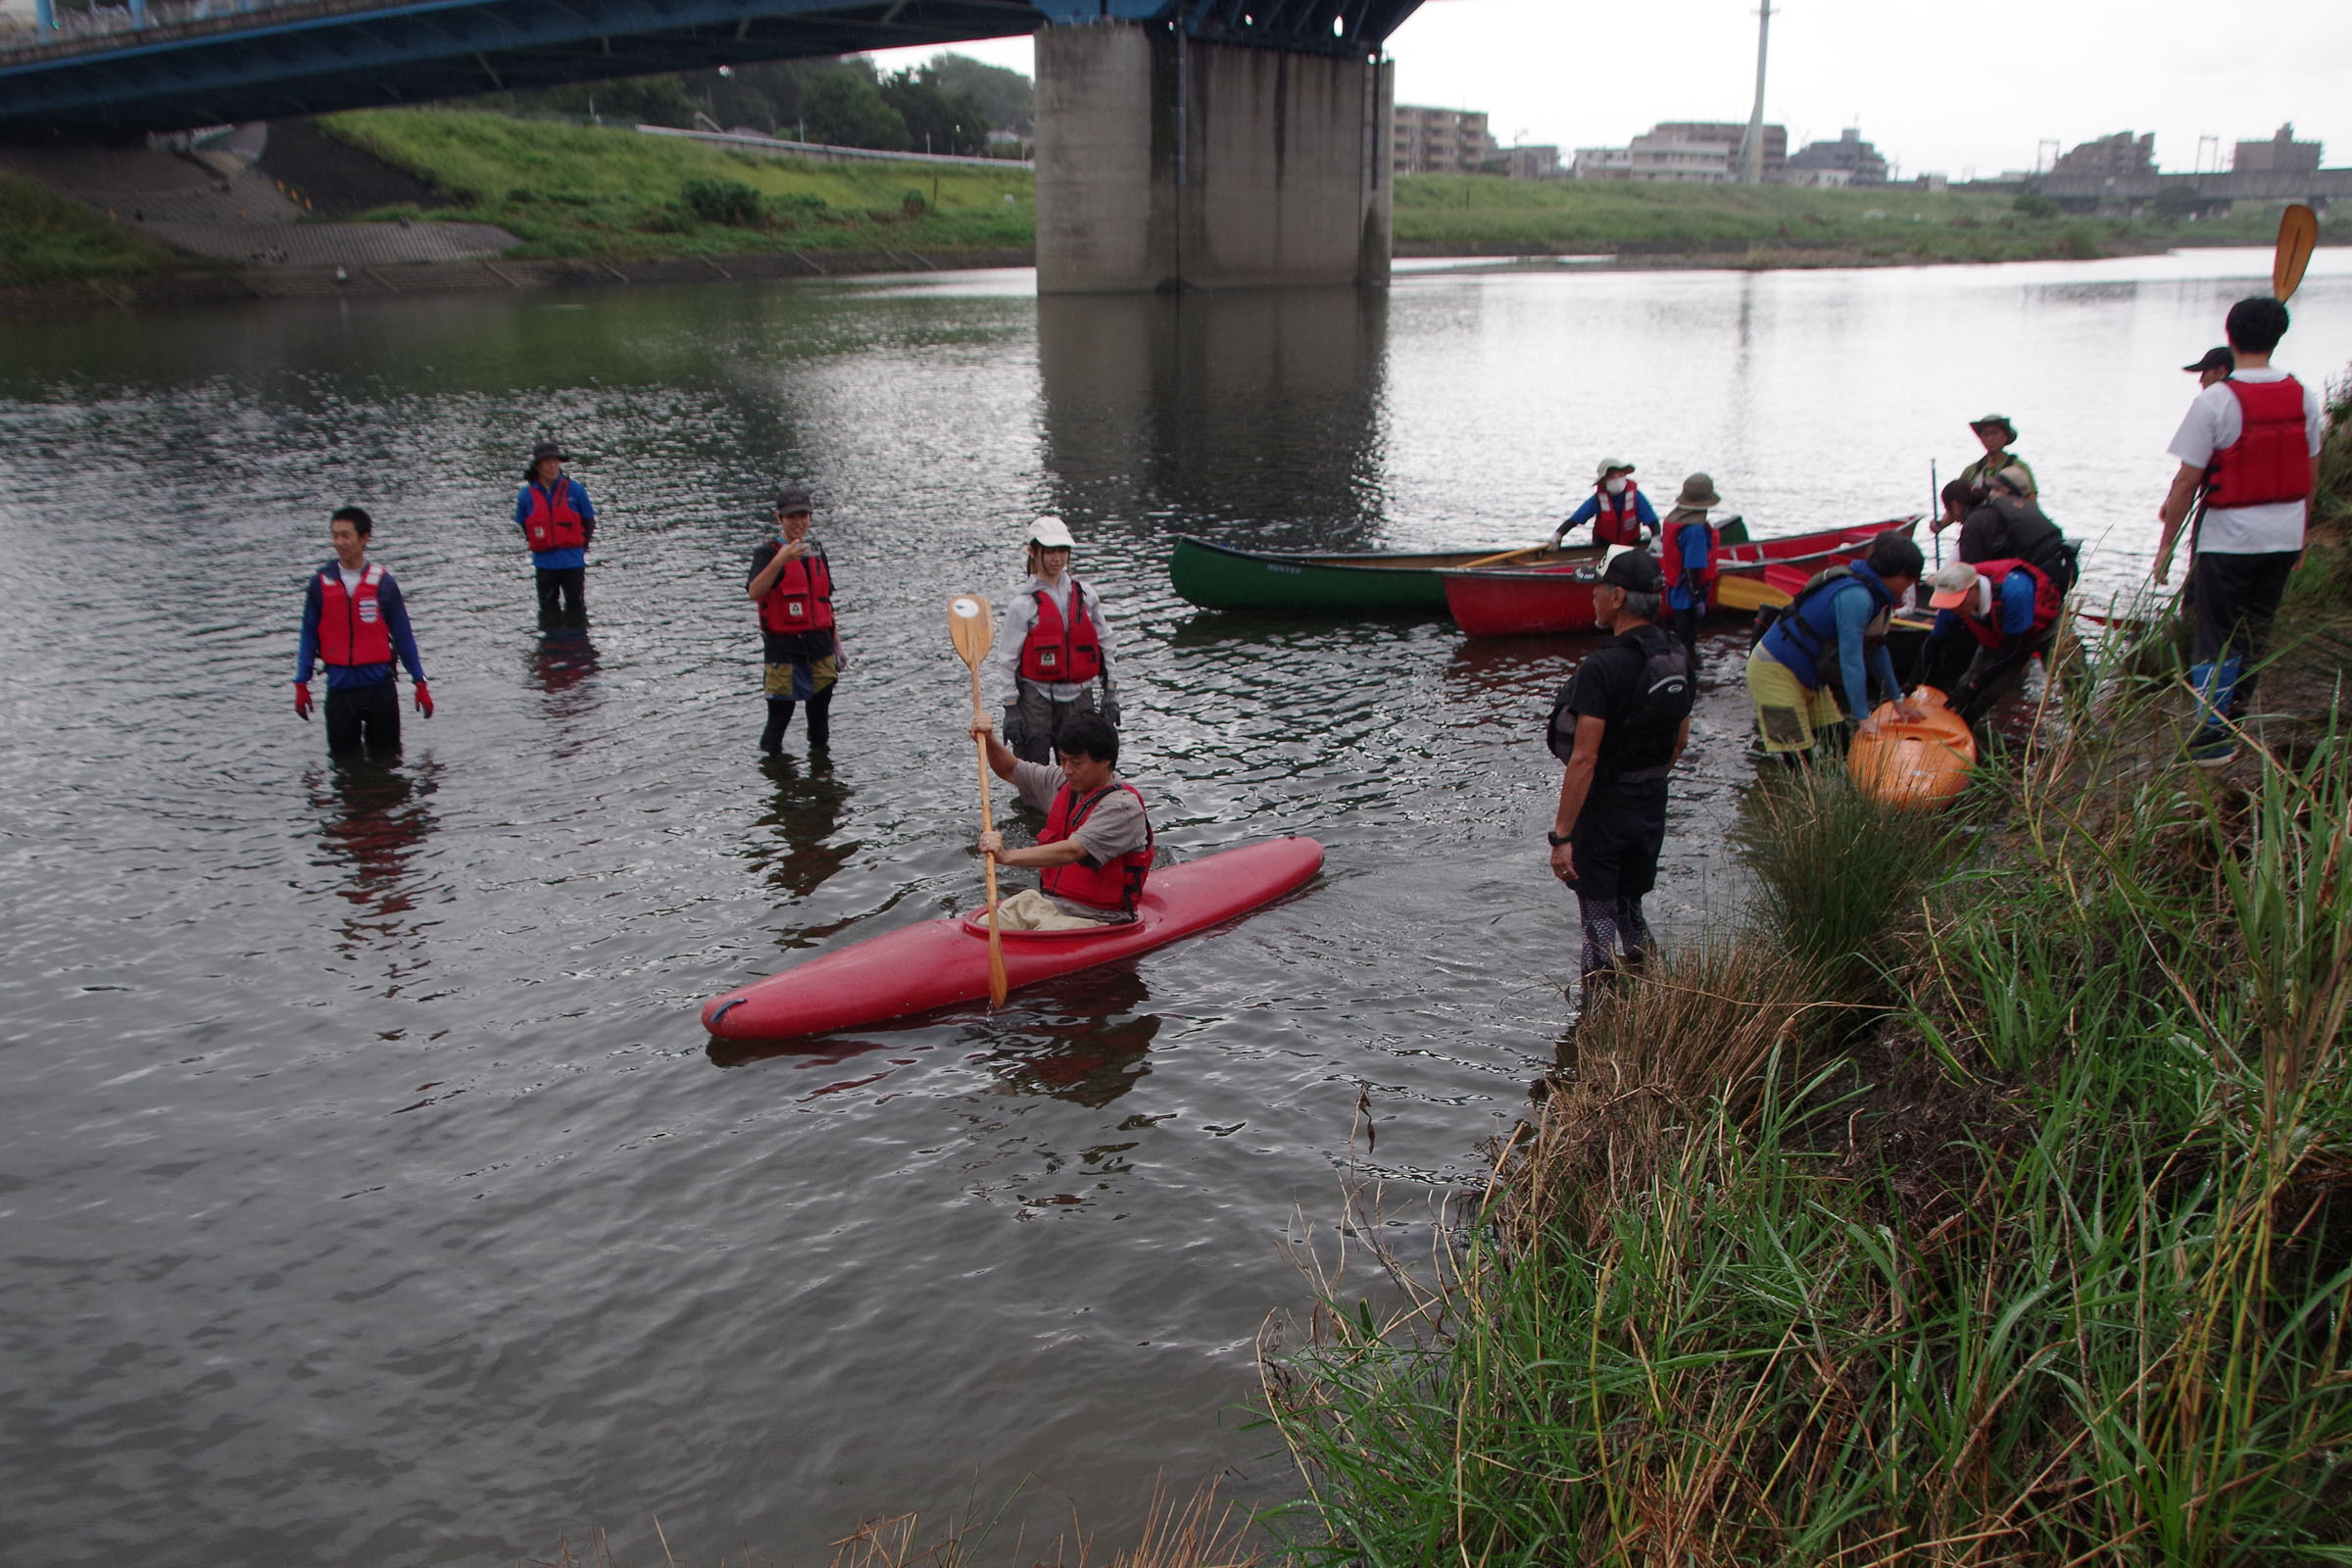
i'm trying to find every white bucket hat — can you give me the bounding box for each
[1027,514,1075,549]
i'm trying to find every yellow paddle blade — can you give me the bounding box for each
[948,594,995,668]
[2275,204,2318,302]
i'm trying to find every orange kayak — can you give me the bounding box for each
[1847,688,1975,808]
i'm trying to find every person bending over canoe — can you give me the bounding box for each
[985,515,1122,765]
[1552,458,1658,550]
[969,710,1154,931]
[1914,559,2066,726]
[1744,531,1924,759]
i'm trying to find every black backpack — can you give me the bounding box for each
[1547,625,1694,779]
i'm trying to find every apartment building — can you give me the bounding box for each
[1393,105,1497,176]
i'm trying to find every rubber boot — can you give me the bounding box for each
[760,699,792,756]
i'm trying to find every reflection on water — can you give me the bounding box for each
[982,966,1159,1108]
[1037,288,1391,547]
[307,759,441,956]
[746,753,857,907]
[0,252,2346,1568]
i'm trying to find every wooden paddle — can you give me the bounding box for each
[948,594,1008,1008]
[1457,544,1554,569]
[2275,204,2318,302]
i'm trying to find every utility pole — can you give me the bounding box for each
[1737,0,1774,184]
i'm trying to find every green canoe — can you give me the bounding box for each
[1169,534,1599,614]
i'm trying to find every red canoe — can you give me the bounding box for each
[702,837,1325,1041]
[1440,517,1919,637]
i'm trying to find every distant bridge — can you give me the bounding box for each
[0,0,1421,136]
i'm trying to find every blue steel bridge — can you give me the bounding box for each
[0,0,1424,136]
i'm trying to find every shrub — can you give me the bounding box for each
[679,177,761,227]
[2013,190,2060,220]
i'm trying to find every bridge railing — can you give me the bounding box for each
[24,0,341,49]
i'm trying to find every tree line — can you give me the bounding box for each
[456,53,1033,155]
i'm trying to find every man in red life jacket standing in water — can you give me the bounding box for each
[514,441,596,629]
[2153,296,2323,766]
[746,485,844,758]
[968,710,1154,931]
[293,506,431,757]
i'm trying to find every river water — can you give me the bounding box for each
[3,248,2347,1565]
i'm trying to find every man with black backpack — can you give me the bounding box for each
[1545,551,1694,1012]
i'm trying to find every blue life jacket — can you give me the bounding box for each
[1758,561,1897,690]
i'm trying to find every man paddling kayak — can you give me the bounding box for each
[968,710,1155,930]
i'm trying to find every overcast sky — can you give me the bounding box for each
[879,0,2349,179]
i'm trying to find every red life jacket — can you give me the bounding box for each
[2204,377,2312,510]
[1660,515,1721,599]
[318,562,393,665]
[521,480,588,552]
[1956,559,2064,651]
[1017,582,1102,684]
[1592,482,1646,547]
[1037,779,1153,914]
[758,544,835,634]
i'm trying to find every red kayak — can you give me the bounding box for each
[1440,517,1918,637]
[702,837,1325,1041]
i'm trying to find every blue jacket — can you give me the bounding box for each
[294,560,426,692]
[1758,560,1903,711]
[514,477,597,570]
[1665,518,1713,612]
[1562,487,1659,539]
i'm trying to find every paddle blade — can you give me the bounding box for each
[2275,204,2318,302]
[948,594,995,668]
[986,922,1008,1008]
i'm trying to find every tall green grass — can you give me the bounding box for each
[319,110,1035,260]
[0,171,195,287]
[1264,604,2352,1564]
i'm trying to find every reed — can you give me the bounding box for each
[1263,606,2352,1563]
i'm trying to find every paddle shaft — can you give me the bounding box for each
[968,664,1001,909]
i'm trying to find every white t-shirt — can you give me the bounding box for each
[2165,368,2324,555]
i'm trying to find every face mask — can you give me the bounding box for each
[1604,478,1627,495]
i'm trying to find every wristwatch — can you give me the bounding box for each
[1546,829,1573,847]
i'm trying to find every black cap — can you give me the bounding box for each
[2182,346,2234,375]
[775,485,813,514]
[1599,549,1664,593]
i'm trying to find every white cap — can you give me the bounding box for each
[1027,514,1075,549]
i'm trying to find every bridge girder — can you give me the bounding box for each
[0,0,1423,136]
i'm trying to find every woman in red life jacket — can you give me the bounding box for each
[292,506,432,756]
[1552,459,1659,551]
[968,710,1153,930]
[982,515,1122,764]
[514,441,597,629]
[746,484,845,758]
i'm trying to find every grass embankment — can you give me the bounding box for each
[0,170,201,289]
[1395,174,2344,265]
[317,110,1034,261]
[1263,387,2352,1561]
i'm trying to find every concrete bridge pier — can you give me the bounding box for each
[1035,23,1395,293]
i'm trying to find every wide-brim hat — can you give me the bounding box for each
[1926,562,1980,610]
[1674,472,1721,509]
[1593,458,1635,479]
[1027,514,1075,550]
[1968,414,2018,443]
[529,441,570,464]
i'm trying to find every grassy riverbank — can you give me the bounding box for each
[1394,174,2344,265]
[316,110,1035,261]
[1262,387,2352,1561]
[0,171,203,289]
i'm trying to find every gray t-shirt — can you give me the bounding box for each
[1010,760,1151,918]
